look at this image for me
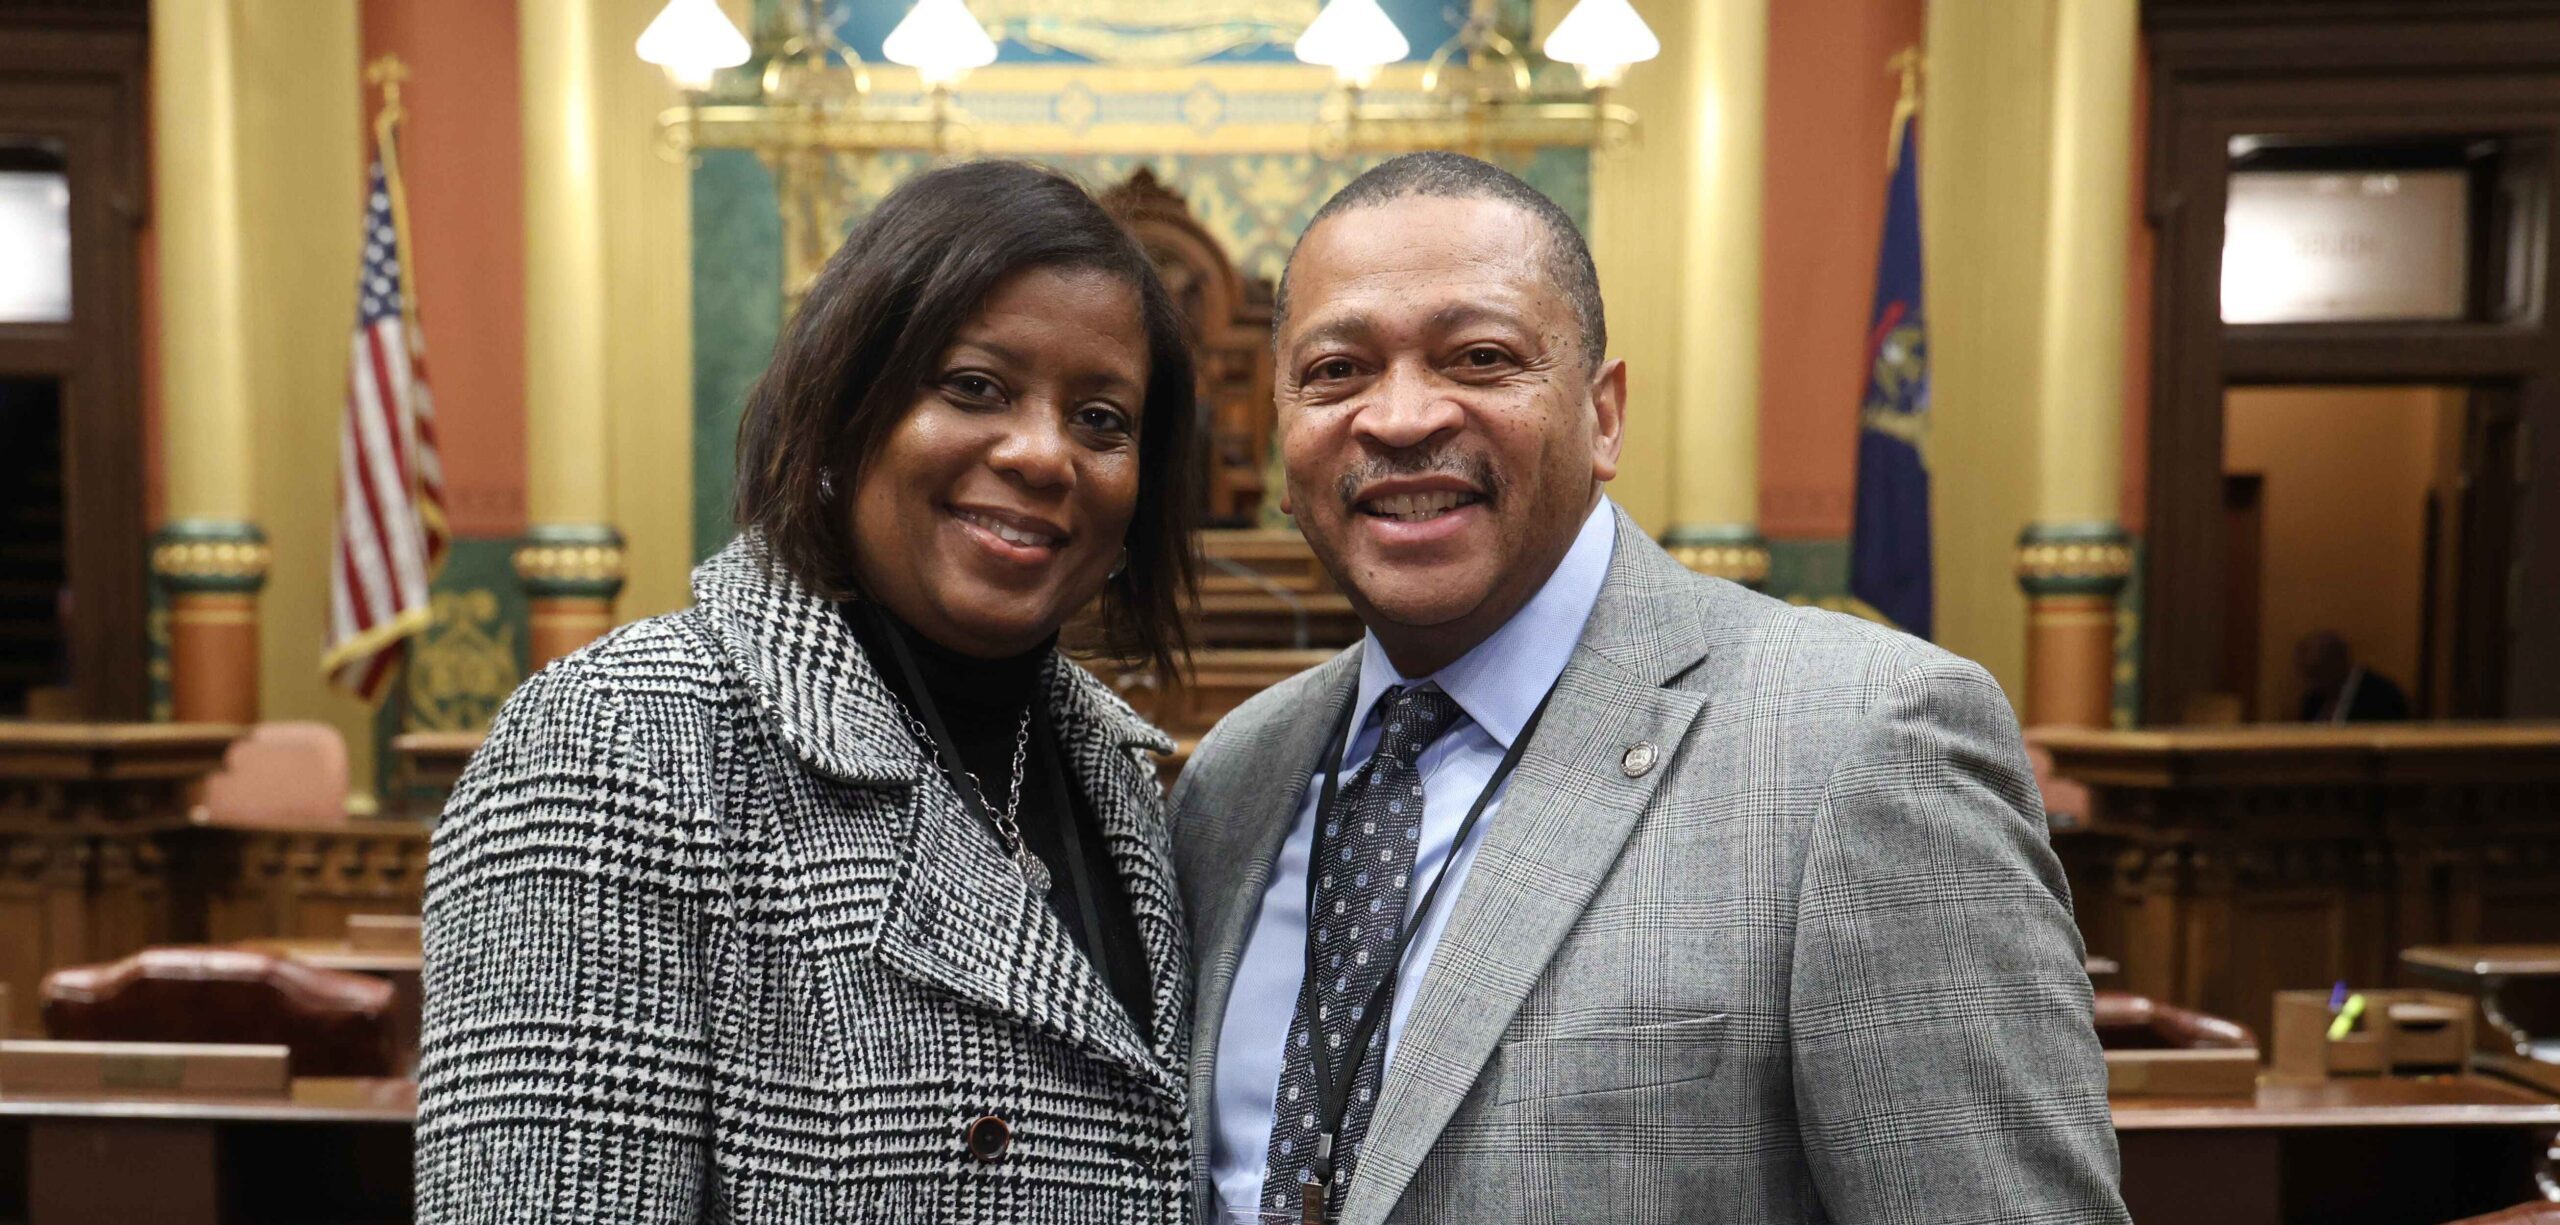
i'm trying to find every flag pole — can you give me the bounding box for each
[362,54,446,573]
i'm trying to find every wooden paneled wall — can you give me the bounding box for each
[2043,724,2560,1042]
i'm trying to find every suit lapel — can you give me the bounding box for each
[1185,650,1361,1216]
[1340,516,1717,1225]
[693,533,1180,1094]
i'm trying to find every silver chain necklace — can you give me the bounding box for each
[893,698,1049,896]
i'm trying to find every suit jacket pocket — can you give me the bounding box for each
[1489,1013,1729,1105]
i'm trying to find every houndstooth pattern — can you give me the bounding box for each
[1261,686,1461,1217]
[1174,507,2129,1225]
[416,533,1189,1225]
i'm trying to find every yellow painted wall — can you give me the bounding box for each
[231,1,376,797]
[1918,0,2057,708]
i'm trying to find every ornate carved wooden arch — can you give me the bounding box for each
[1101,168,1276,528]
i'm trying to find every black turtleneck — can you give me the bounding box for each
[840,601,1153,1034]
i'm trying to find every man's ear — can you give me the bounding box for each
[1589,357,1627,482]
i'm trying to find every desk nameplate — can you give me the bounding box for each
[0,1040,288,1100]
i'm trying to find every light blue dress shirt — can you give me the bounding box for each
[1209,497,1619,1223]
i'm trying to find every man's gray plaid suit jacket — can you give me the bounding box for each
[1171,509,2130,1225]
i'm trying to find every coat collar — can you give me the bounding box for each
[692,533,1184,1089]
[690,532,1172,787]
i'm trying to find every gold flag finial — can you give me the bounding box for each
[366,54,410,124]
[1885,47,1924,168]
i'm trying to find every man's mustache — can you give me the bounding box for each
[1333,449,1504,508]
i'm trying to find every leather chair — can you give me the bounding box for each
[2093,991,2259,1051]
[40,947,397,1077]
[2445,1203,2560,1225]
[198,721,352,826]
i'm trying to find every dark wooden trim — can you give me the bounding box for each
[2222,326,2552,382]
[2141,6,2560,723]
[2511,376,2560,716]
[0,333,76,375]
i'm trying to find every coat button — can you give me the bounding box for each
[1621,742,1659,777]
[964,1114,1012,1163]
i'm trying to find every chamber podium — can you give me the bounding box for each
[0,723,428,1038]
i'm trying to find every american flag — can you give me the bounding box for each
[323,148,447,700]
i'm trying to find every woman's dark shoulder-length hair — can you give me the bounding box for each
[734,159,1200,682]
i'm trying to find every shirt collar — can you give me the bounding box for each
[1350,495,1618,750]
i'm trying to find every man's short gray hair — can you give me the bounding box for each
[1275,151,1607,371]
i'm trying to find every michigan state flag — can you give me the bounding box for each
[1849,105,1933,640]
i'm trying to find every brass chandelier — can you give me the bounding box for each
[637,0,1661,156]
[633,0,1660,296]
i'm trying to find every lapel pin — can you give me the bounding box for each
[1621,742,1658,777]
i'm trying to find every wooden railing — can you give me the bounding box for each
[2036,723,2560,1044]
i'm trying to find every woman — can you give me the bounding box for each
[417,160,1201,1224]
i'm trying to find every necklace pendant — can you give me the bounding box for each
[1300,1179,1327,1225]
[1018,848,1052,897]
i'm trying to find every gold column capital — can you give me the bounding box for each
[511,524,628,600]
[1663,525,1771,588]
[150,522,273,595]
[2015,521,2134,597]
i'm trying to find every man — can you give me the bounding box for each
[2295,629,2412,723]
[1172,153,2128,1225]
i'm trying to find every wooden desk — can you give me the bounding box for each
[2113,1076,2560,1224]
[0,1078,414,1224]
[2035,723,2560,1043]
[2406,944,2560,1059]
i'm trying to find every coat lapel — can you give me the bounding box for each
[1046,657,1190,1078]
[1185,648,1361,1218]
[691,534,1182,1094]
[1339,514,1717,1225]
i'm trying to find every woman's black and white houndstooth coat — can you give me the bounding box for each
[415,533,1189,1224]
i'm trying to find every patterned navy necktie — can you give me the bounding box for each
[1261,684,1464,1220]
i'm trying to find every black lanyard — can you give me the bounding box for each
[1292,683,1555,1223]
[865,606,1112,996]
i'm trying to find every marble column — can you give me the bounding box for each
[1660,0,1770,588]
[516,0,625,665]
[2017,0,2137,728]
[151,0,265,724]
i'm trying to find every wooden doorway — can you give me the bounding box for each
[2142,2,2560,723]
[0,9,148,719]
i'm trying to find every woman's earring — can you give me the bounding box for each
[1109,548,1128,580]
[818,469,837,499]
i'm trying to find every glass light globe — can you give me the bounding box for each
[1296,0,1410,88]
[884,0,999,90]
[1543,0,1661,89]
[635,0,751,91]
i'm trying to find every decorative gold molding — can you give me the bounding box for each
[1667,542,1772,587]
[150,540,274,584]
[511,541,629,589]
[2015,540,2136,584]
